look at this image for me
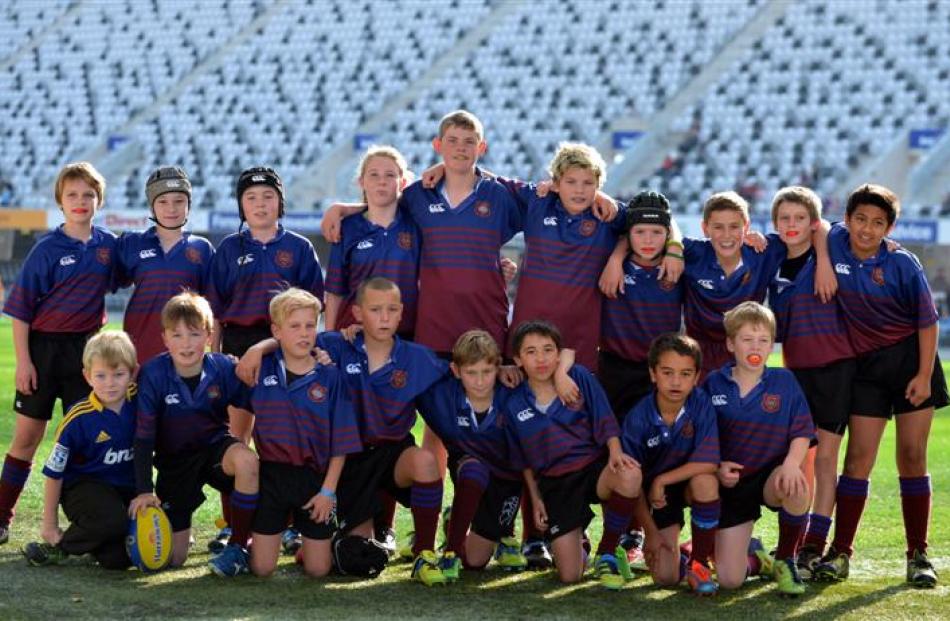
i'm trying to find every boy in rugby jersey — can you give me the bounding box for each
[599,191,685,421]
[128,292,259,576]
[706,302,814,596]
[622,333,720,595]
[815,184,947,587]
[415,330,528,579]
[208,166,323,550]
[505,320,641,589]
[237,277,450,585]
[0,162,118,545]
[602,191,834,380]
[116,166,214,365]
[766,187,857,579]
[21,331,137,569]
[246,288,360,578]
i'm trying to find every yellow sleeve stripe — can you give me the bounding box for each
[54,401,98,440]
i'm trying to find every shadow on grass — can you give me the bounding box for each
[0,549,938,621]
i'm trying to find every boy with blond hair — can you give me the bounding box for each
[322,111,528,355]
[129,292,259,576]
[705,302,814,596]
[0,162,118,545]
[21,331,138,569]
[501,142,625,371]
[246,288,360,579]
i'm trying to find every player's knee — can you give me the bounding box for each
[718,573,745,590]
[169,547,189,568]
[11,428,44,454]
[304,559,332,578]
[233,448,259,478]
[556,565,583,584]
[813,450,838,474]
[688,473,719,502]
[616,469,640,497]
[652,568,680,587]
[411,449,438,481]
[896,443,927,473]
[251,559,276,577]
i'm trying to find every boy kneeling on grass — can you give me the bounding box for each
[244,288,361,579]
[415,330,529,578]
[505,320,640,589]
[23,331,138,569]
[705,302,815,597]
[624,333,721,595]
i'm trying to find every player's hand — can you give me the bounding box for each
[598,255,625,298]
[744,230,767,253]
[235,347,265,387]
[533,498,548,532]
[312,347,333,366]
[303,493,335,524]
[592,191,618,222]
[15,360,37,395]
[340,324,363,343]
[649,478,667,509]
[498,365,524,388]
[905,372,932,407]
[884,237,901,253]
[500,256,518,284]
[41,524,63,546]
[128,493,161,519]
[718,461,743,488]
[554,370,580,406]
[658,251,684,284]
[320,204,346,243]
[775,463,807,499]
[609,450,638,474]
[535,180,553,197]
[814,257,838,303]
[421,163,445,188]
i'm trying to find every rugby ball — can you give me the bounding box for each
[126,505,172,571]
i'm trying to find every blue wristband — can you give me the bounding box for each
[319,487,336,501]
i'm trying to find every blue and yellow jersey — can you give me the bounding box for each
[42,386,137,490]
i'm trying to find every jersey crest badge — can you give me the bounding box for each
[762,393,781,413]
[308,383,327,403]
[275,250,294,268]
[871,267,885,286]
[390,369,407,389]
[398,232,413,250]
[740,270,751,285]
[579,220,597,237]
[97,247,112,265]
[474,201,491,218]
[206,384,221,400]
[185,247,203,265]
[681,419,694,438]
[658,278,675,291]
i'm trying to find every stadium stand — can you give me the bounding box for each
[0,0,947,216]
[642,0,950,215]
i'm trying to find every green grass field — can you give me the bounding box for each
[0,319,946,620]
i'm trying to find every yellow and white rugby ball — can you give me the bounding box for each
[126,505,172,572]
